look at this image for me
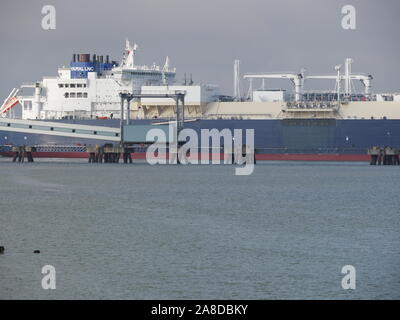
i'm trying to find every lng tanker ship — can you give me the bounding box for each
[1,40,400,160]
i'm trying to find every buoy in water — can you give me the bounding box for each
[33,250,40,254]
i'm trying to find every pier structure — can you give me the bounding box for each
[87,145,133,164]
[114,90,186,164]
[368,146,400,165]
[12,146,35,162]
[119,90,186,136]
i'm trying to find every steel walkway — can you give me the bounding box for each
[0,118,121,141]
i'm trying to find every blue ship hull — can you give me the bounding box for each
[1,119,399,159]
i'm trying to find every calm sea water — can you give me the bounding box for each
[0,158,399,299]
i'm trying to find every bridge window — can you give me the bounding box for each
[58,84,64,88]
[77,84,82,88]
[70,92,76,98]
[65,84,69,88]
[77,92,82,98]
[23,101,32,110]
[70,84,76,88]
[64,93,69,98]
[83,93,88,98]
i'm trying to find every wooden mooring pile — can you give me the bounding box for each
[367,146,400,165]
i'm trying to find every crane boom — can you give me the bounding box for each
[306,74,372,95]
[243,73,303,102]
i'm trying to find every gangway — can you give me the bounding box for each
[0,118,121,141]
[0,91,186,144]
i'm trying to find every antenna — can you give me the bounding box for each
[189,74,193,85]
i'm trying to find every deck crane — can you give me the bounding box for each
[243,73,304,102]
[306,74,373,96]
[349,74,373,96]
[306,58,373,97]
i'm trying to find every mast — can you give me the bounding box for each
[344,58,353,97]
[122,39,138,68]
[233,60,241,101]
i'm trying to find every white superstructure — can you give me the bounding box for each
[9,40,219,120]
[1,45,400,122]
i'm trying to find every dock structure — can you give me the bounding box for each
[4,90,249,166]
[87,145,133,164]
[12,146,36,162]
[368,146,400,165]
[115,90,187,164]
[84,91,186,165]
[119,90,186,134]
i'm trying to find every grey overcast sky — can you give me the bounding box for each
[0,0,399,99]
